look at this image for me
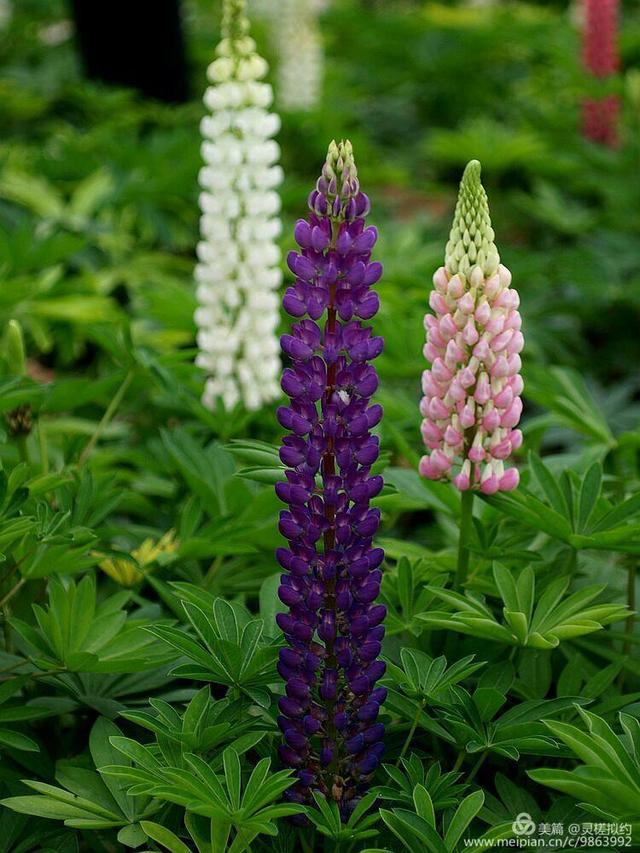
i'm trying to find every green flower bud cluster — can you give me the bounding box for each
[324,140,357,191]
[445,159,500,279]
[222,0,250,45]
[313,139,369,222]
[209,0,268,81]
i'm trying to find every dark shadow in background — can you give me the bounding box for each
[68,0,189,102]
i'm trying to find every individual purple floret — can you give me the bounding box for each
[275,140,387,819]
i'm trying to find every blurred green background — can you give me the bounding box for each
[2,0,640,380]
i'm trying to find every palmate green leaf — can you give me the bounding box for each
[377,537,434,561]
[0,793,109,826]
[472,688,506,723]
[388,648,484,703]
[111,745,302,851]
[482,487,573,541]
[592,491,640,534]
[0,703,50,723]
[0,674,51,751]
[571,527,640,554]
[117,823,148,848]
[438,685,587,760]
[443,790,484,851]
[212,598,242,645]
[380,468,459,516]
[0,170,65,219]
[524,365,615,447]
[306,791,380,843]
[418,611,515,645]
[381,557,450,636]
[375,755,466,811]
[91,719,139,821]
[54,766,123,818]
[11,574,173,674]
[225,439,281,468]
[384,691,454,744]
[235,466,286,485]
[486,454,640,552]
[412,785,435,826]
[68,168,115,220]
[223,749,242,811]
[147,624,219,672]
[108,737,162,772]
[148,592,278,702]
[100,765,163,796]
[0,516,36,551]
[0,728,39,752]
[1,718,157,838]
[379,807,447,853]
[529,452,569,517]
[529,710,640,826]
[86,623,175,673]
[160,429,231,516]
[418,564,628,648]
[577,462,602,532]
[140,821,192,853]
[259,573,281,638]
[120,690,263,766]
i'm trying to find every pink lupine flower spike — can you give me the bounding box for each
[419,160,523,496]
[582,0,620,147]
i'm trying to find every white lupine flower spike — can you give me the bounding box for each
[257,0,326,112]
[195,0,283,412]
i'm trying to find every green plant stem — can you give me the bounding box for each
[0,659,26,676]
[624,562,636,658]
[396,699,425,765]
[466,750,487,783]
[78,368,134,466]
[0,666,67,683]
[619,560,637,690]
[452,750,465,773]
[16,434,30,465]
[38,421,49,473]
[0,578,25,610]
[299,832,313,853]
[2,606,11,653]
[204,555,224,589]
[454,490,474,590]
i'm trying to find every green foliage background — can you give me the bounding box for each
[0,0,640,850]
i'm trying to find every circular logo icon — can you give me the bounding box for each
[512,813,537,837]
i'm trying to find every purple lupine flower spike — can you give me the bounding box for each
[276,140,386,819]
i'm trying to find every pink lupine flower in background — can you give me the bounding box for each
[582,0,620,147]
[419,160,523,495]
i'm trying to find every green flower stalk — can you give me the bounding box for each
[4,320,32,461]
[5,320,26,378]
